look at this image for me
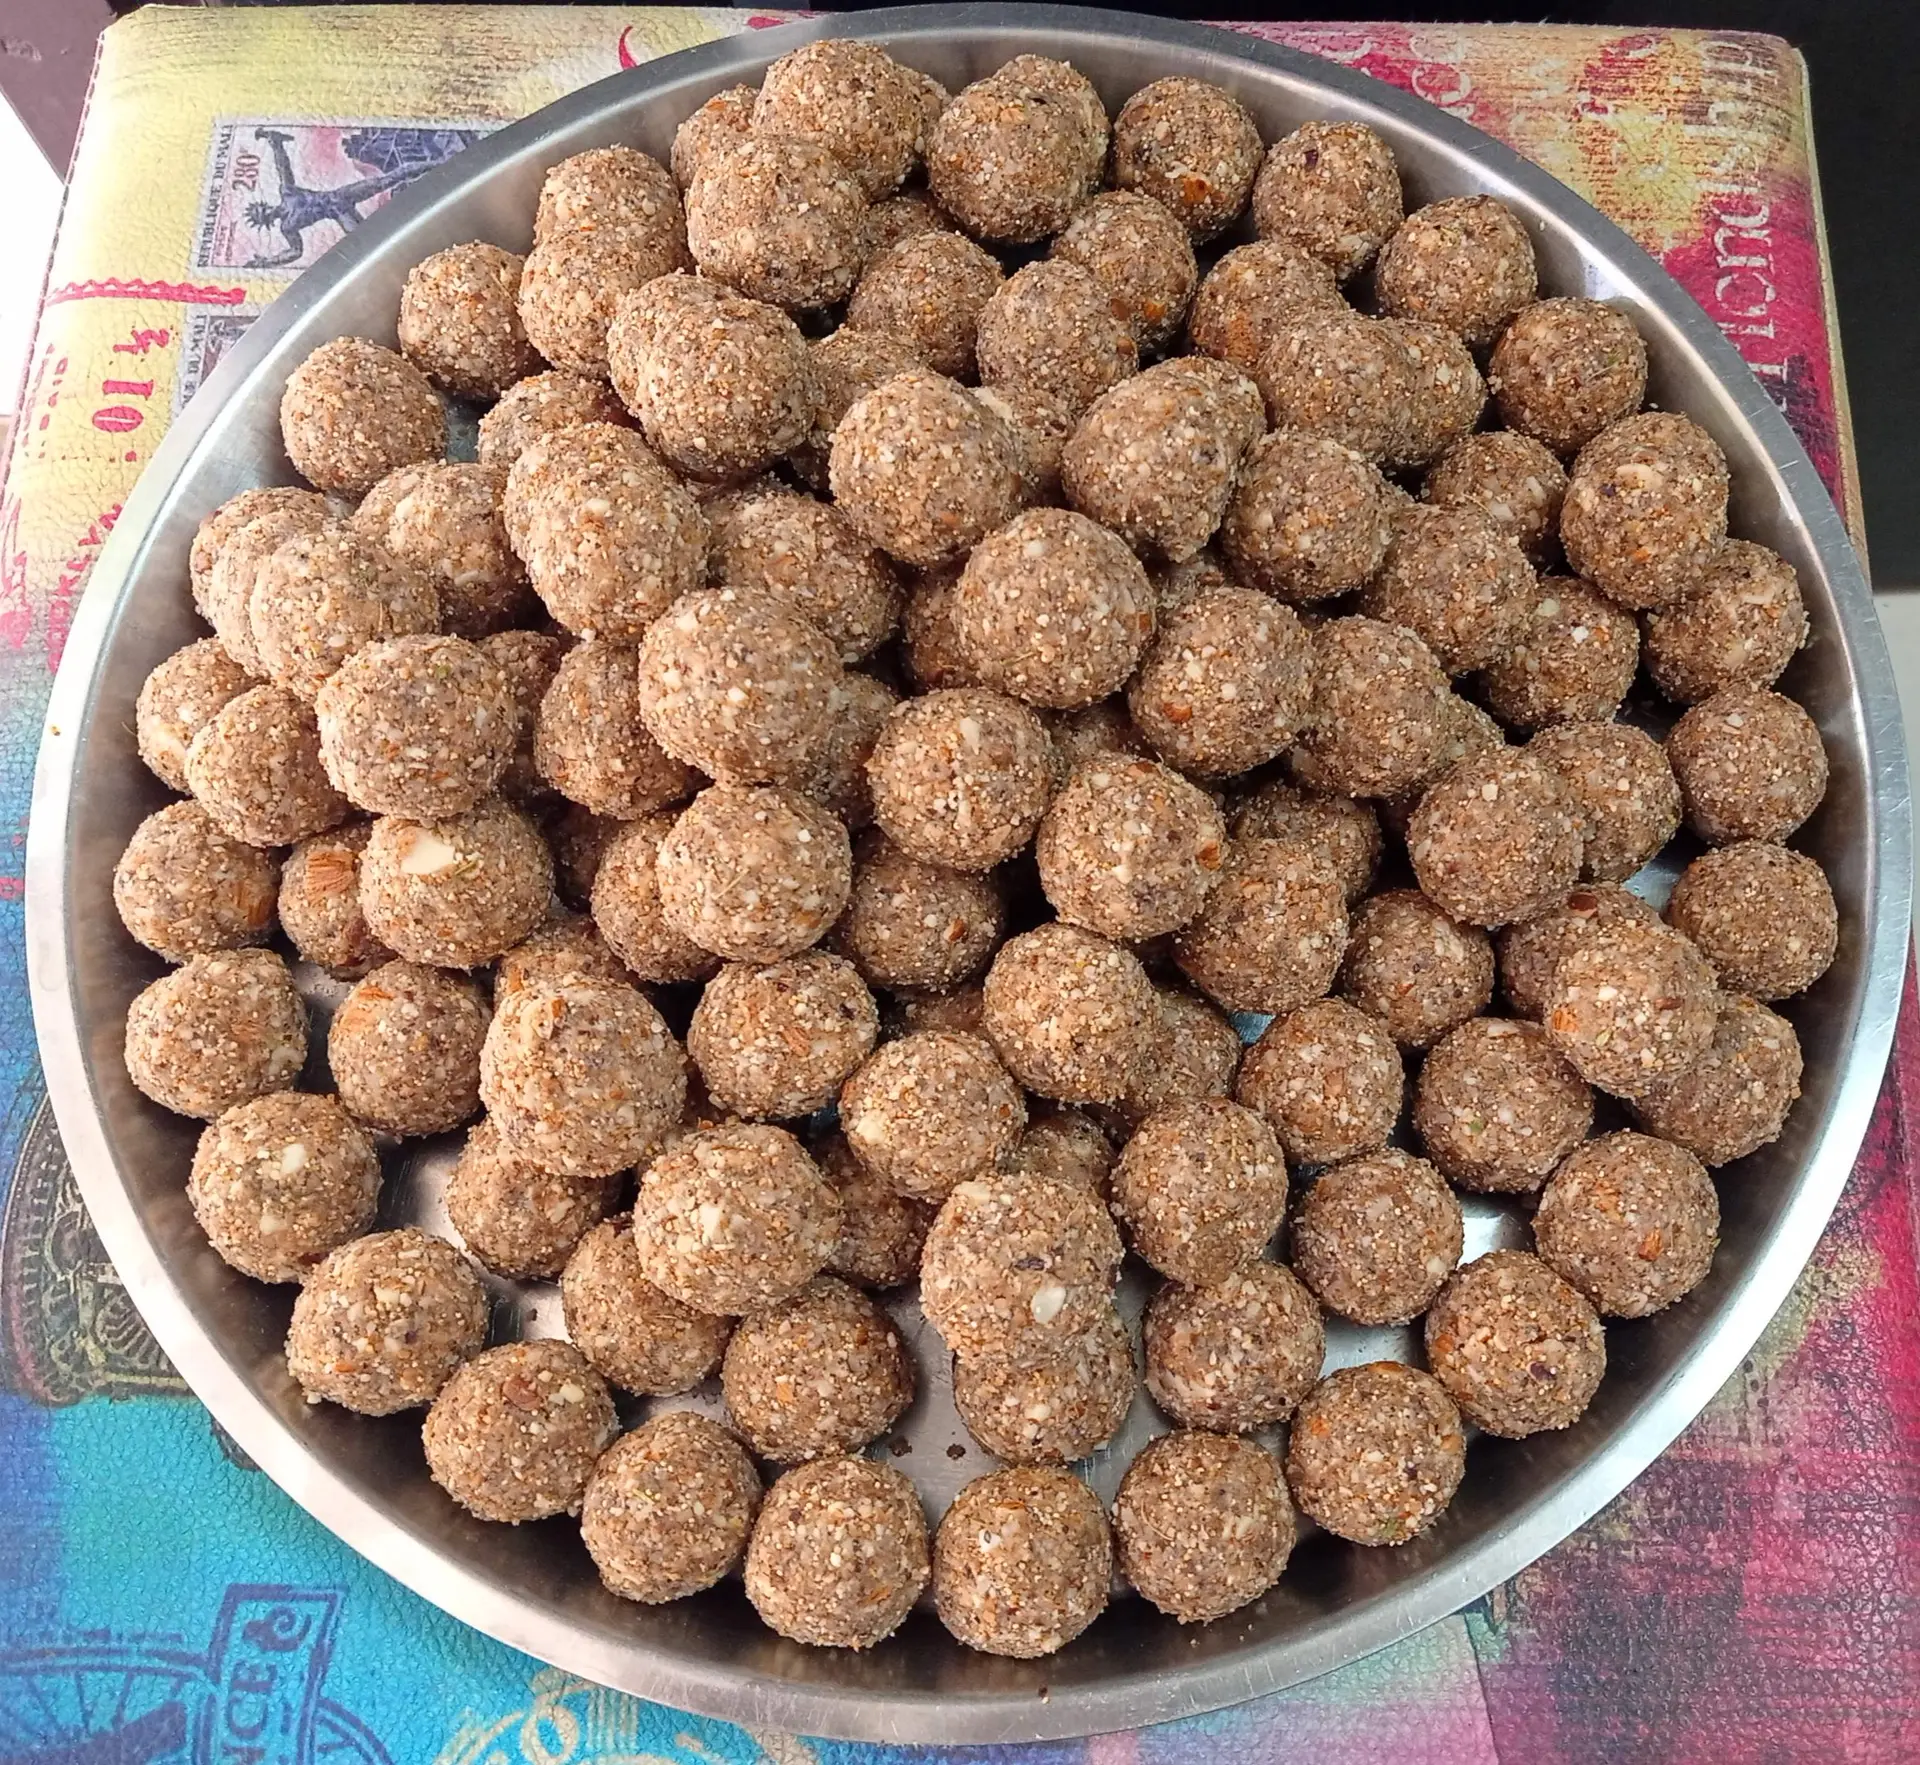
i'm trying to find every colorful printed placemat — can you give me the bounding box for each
[2,9,1913,1760]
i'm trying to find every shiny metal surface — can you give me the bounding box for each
[25,6,1912,1743]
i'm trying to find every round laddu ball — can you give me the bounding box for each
[534,144,682,246]
[899,565,976,691]
[754,39,931,199]
[124,949,306,1120]
[1541,915,1719,1099]
[186,683,350,848]
[829,368,1025,569]
[1383,319,1487,468]
[838,1029,1025,1202]
[928,75,1096,245]
[1340,888,1493,1050]
[745,1457,929,1650]
[633,1124,840,1315]
[1253,312,1414,463]
[1298,617,1452,800]
[1377,689,1510,836]
[1644,538,1807,707]
[137,638,255,792]
[1488,298,1648,455]
[1478,577,1640,734]
[636,587,842,788]
[1051,191,1199,351]
[191,486,334,622]
[1630,994,1802,1167]
[722,1275,914,1463]
[1528,723,1680,884]
[1114,987,1244,1130]
[1408,747,1584,928]
[671,84,757,190]
[860,188,956,260]
[1252,120,1403,279]
[280,337,443,499]
[1174,836,1348,1017]
[356,461,533,640]
[971,382,1075,504]
[1423,430,1567,564]
[358,798,551,968]
[588,815,716,984]
[1497,881,1660,1021]
[1128,584,1315,778]
[482,980,686,1178]
[517,225,692,380]
[1560,411,1730,610]
[1114,1430,1294,1624]
[952,509,1155,711]
[561,1218,732,1394]
[495,912,629,998]
[1360,503,1534,677]
[480,629,566,805]
[187,1092,378,1283]
[203,502,335,675]
[656,784,852,965]
[834,834,1004,993]
[1292,1148,1462,1326]
[444,1117,611,1280]
[1186,238,1343,372]
[791,326,926,491]
[533,642,699,821]
[503,424,707,643]
[806,672,899,830]
[953,1305,1135,1464]
[287,1228,488,1414]
[1414,1017,1592,1194]
[933,1467,1111,1658]
[1112,1099,1289,1288]
[814,1128,938,1288]
[1048,697,1150,775]
[975,260,1137,422]
[423,1339,617,1524]
[1424,1249,1606,1436]
[281,822,391,976]
[1220,430,1391,604]
[1667,840,1838,1001]
[1667,687,1828,846]
[1286,1362,1465,1546]
[1376,196,1538,347]
[982,923,1158,1106]
[1232,782,1382,905]
[1112,76,1264,240]
[583,1411,761,1605]
[1144,1260,1324,1433]
[114,800,277,963]
[548,802,620,909]
[848,231,1003,381]
[328,960,487,1137]
[866,687,1055,872]
[688,952,878,1120]
[921,1169,1124,1364]
[685,133,867,309]
[1235,997,1403,1168]
[1009,1105,1115,1197]
[397,241,539,402]
[889,985,988,1039]
[476,370,631,470]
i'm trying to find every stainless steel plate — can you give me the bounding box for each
[25,6,1912,1744]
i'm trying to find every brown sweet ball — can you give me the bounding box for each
[829,368,1025,569]
[1666,687,1829,846]
[1231,781,1381,906]
[1630,994,1802,1166]
[582,1411,762,1605]
[1560,412,1730,611]
[1497,882,1660,1021]
[354,461,533,640]
[328,959,487,1137]
[190,486,335,623]
[1478,577,1640,734]
[685,133,867,310]
[113,800,277,964]
[1050,191,1198,351]
[444,1116,611,1280]
[534,144,682,247]
[280,337,443,499]
[587,814,716,984]
[1112,987,1244,1131]
[982,923,1158,1106]
[952,1305,1135,1464]
[970,382,1074,504]
[633,1123,840,1315]
[1541,915,1719,1099]
[126,958,304,1118]
[1528,722,1680,884]
[1111,1099,1288,1287]
[1647,540,1808,709]
[671,84,757,190]
[136,638,255,793]
[1223,427,1394,605]
[745,1456,929,1650]
[806,672,899,831]
[859,189,957,260]
[655,784,852,964]
[1252,312,1413,464]
[187,1092,378,1283]
[928,72,1095,246]
[1359,503,1534,677]
[933,1466,1111,1658]
[1144,1260,1324,1433]
[548,801,619,909]
[1186,238,1343,372]
[532,642,698,821]
[1286,1361,1465,1546]
[396,241,539,402]
[185,684,350,848]
[1297,617,1452,800]
[1112,76,1264,240]
[280,822,390,976]
[975,260,1137,422]
[791,326,926,492]
[476,370,631,470]
[847,231,1003,381]
[1667,840,1838,1002]
[1414,1016,1592,1195]
[839,1029,1026,1203]
[517,223,692,380]
[687,952,878,1121]
[1337,893,1494,1061]
[1047,697,1150,775]
[358,798,551,968]
[561,1217,732,1393]
[1252,120,1403,280]
[813,1128,938,1288]
[1382,318,1487,469]
[754,39,930,199]
[1488,297,1648,455]
[1128,584,1315,778]
[1173,836,1347,1017]
[1376,196,1538,348]
[1423,429,1568,564]
[495,912,629,998]
[1292,1148,1462,1325]
[1407,747,1583,929]
[479,629,566,806]
[834,834,1004,993]
[286,1228,488,1414]
[898,564,976,691]
[1235,997,1403,1168]
[202,500,339,675]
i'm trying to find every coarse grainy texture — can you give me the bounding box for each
[933,1467,1111,1657]
[1051,191,1198,350]
[1415,1016,1592,1194]
[534,144,683,248]
[113,800,278,963]
[1528,722,1680,884]
[328,960,487,1137]
[1408,747,1584,928]
[561,1217,732,1394]
[280,337,444,499]
[1235,997,1403,1168]
[1187,238,1344,371]
[137,638,255,792]
[1292,1148,1462,1325]
[1424,1249,1606,1435]
[806,671,898,831]
[1112,76,1264,240]
[953,1304,1135,1464]
[1252,120,1403,279]
[1219,430,1392,603]
[1534,1131,1720,1320]
[849,231,1003,381]
[187,1092,378,1283]
[1232,781,1382,905]
[286,1228,488,1414]
[1645,539,1808,709]
[444,1116,611,1279]
[860,189,957,261]
[633,1123,839,1315]
[1423,430,1567,564]
[1560,412,1730,611]
[186,683,351,848]
[722,1275,914,1462]
[480,629,566,805]
[1009,1105,1116,1196]
[191,486,335,623]
[1631,993,1802,1166]
[1048,697,1150,773]
[834,834,1004,993]
[517,225,692,380]
[124,949,307,1120]
[588,814,717,983]
[976,259,1137,421]
[532,641,699,821]
[1339,888,1493,1050]
[1111,1099,1288,1286]
[745,1457,929,1650]
[476,371,631,470]
[1497,881,1661,1021]
[1286,1361,1465,1545]
[204,502,336,674]
[754,39,930,199]
[791,326,927,491]
[1488,297,1647,454]
[688,952,878,1120]
[356,461,534,640]
[899,564,977,691]
[281,821,391,976]
[1384,318,1487,468]
[1667,840,1838,1001]
[358,798,551,968]
[1376,196,1537,347]
[1360,502,1534,676]
[582,1411,762,1604]
[1112,987,1243,1131]
[928,71,1099,245]
[671,84,757,190]
[398,241,540,402]
[1542,914,1719,1099]
[967,382,1070,505]
[1173,836,1347,1017]
[1478,577,1641,733]
[813,1128,938,1288]
[1667,687,1829,846]
[1145,1260,1324,1433]
[548,802,619,909]
[839,1029,1025,1201]
[686,133,868,310]
[1253,312,1413,463]
[983,923,1158,1105]
[496,913,628,999]
[1298,617,1452,800]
